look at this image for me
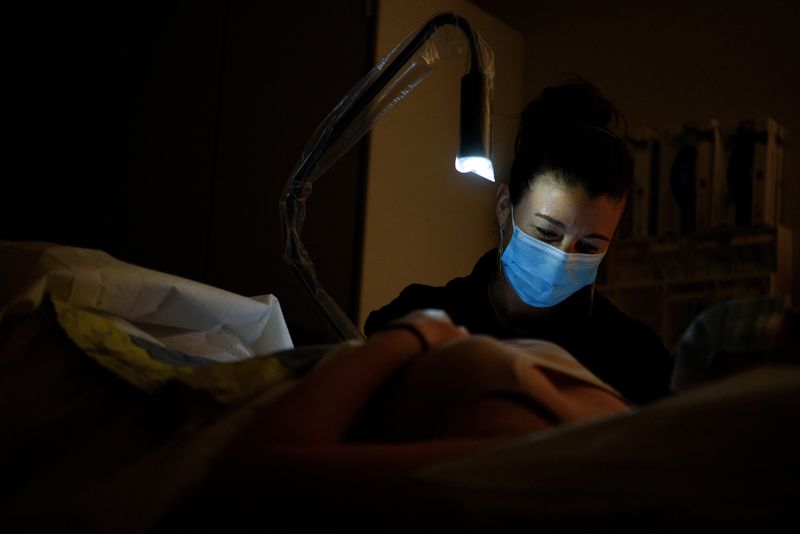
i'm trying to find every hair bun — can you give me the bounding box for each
[520,76,619,133]
[508,76,633,204]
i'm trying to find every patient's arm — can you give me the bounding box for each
[245,309,470,445]
[212,309,626,488]
[212,310,503,482]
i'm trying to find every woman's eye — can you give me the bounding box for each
[535,227,558,240]
[577,242,600,254]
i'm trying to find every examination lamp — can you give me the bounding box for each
[456,71,494,181]
[281,13,495,340]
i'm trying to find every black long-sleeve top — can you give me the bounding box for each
[365,249,674,406]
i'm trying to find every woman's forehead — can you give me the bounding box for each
[518,175,625,230]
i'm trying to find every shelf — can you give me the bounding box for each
[598,224,789,348]
[598,270,773,292]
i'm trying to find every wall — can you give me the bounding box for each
[359,0,523,327]
[7,1,226,281]
[206,1,374,344]
[8,0,374,345]
[516,0,800,304]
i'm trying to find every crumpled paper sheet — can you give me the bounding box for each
[0,241,293,362]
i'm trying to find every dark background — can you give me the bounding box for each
[7,0,375,344]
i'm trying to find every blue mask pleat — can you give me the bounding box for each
[500,209,605,308]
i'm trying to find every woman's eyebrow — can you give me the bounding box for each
[534,213,610,241]
[534,213,565,228]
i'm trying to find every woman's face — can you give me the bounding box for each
[496,174,626,254]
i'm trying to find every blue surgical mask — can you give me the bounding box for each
[500,207,606,308]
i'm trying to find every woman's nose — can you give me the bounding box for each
[556,236,579,254]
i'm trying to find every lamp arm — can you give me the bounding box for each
[280,13,494,341]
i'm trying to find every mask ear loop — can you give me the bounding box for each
[496,224,504,272]
[490,223,506,327]
[496,204,513,272]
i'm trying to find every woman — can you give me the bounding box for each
[365,78,673,405]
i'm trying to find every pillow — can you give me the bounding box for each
[416,364,800,528]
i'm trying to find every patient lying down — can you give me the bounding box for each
[205,309,630,526]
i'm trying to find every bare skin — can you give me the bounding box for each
[211,310,499,486]
[211,309,628,491]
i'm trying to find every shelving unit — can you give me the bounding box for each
[605,117,790,349]
[598,224,792,350]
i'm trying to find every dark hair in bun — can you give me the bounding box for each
[508,76,634,204]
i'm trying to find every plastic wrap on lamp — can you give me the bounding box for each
[456,71,494,181]
[280,13,495,341]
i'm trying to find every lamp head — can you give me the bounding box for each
[456,72,494,182]
[455,155,494,182]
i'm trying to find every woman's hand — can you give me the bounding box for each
[227,309,469,450]
[385,309,469,352]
